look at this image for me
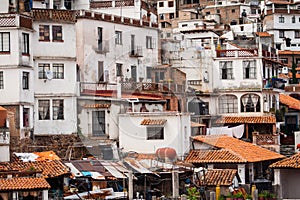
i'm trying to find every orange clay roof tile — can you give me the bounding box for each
[140,119,167,125]
[0,177,50,191]
[270,153,300,168]
[192,135,285,163]
[215,115,276,124]
[199,169,238,186]
[279,94,300,110]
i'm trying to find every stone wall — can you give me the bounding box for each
[11,134,88,160]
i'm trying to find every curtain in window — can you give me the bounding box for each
[38,100,49,120]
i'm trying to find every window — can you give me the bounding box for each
[220,61,233,79]
[53,99,64,120]
[0,71,3,89]
[22,72,29,90]
[147,127,164,140]
[166,32,171,37]
[240,26,244,31]
[38,100,50,120]
[98,61,104,82]
[295,30,300,38]
[241,94,260,112]
[279,30,285,38]
[0,32,10,52]
[23,108,29,127]
[243,60,256,79]
[39,25,50,41]
[168,1,174,7]
[219,95,238,114]
[53,64,64,79]
[52,25,63,41]
[116,63,123,76]
[182,24,188,27]
[292,15,296,23]
[146,67,152,79]
[155,71,165,82]
[92,111,106,136]
[22,33,29,55]
[115,31,122,45]
[232,9,235,13]
[169,13,174,19]
[217,9,220,13]
[146,36,152,49]
[279,16,284,23]
[38,63,50,79]
[159,2,164,7]
[160,14,164,20]
[97,27,103,51]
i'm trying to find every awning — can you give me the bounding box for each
[124,158,153,174]
[102,164,126,179]
[140,119,167,126]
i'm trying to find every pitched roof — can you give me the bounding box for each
[0,177,50,191]
[279,93,300,110]
[33,151,61,161]
[199,169,238,186]
[215,115,276,124]
[185,149,247,163]
[192,135,285,163]
[270,153,300,168]
[256,32,272,37]
[140,119,167,125]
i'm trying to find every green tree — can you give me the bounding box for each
[187,187,200,200]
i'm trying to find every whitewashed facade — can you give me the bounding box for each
[119,112,191,158]
[0,14,35,138]
[32,10,78,135]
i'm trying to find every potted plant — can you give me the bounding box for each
[245,194,252,200]
[226,193,233,200]
[187,187,200,200]
[233,192,244,200]
[258,193,265,200]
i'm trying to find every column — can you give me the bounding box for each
[238,164,246,184]
[42,190,48,200]
[60,0,66,9]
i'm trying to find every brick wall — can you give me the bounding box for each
[203,5,241,25]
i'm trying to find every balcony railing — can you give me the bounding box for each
[129,46,143,57]
[253,133,278,145]
[94,40,110,53]
[216,49,258,58]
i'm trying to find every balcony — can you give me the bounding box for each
[129,46,143,57]
[94,40,110,54]
[121,81,185,93]
[216,49,258,58]
[252,133,280,153]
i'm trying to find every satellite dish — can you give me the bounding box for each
[45,70,53,80]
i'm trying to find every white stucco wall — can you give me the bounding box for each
[34,96,77,135]
[279,169,300,199]
[119,112,191,157]
[157,0,176,14]
[76,17,159,84]
[0,146,9,162]
[0,1,9,13]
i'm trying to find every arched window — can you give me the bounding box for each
[241,94,260,112]
[219,95,238,114]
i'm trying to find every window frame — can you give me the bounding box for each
[0,32,10,53]
[279,16,284,23]
[22,72,29,90]
[38,100,50,120]
[243,60,257,79]
[295,30,300,38]
[219,95,238,114]
[92,111,106,136]
[147,126,164,140]
[52,25,63,42]
[168,1,174,7]
[52,99,64,120]
[22,33,29,55]
[146,36,153,49]
[279,30,285,38]
[38,63,50,79]
[116,63,123,77]
[0,71,3,89]
[220,61,233,80]
[39,25,50,41]
[115,31,122,45]
[52,63,64,79]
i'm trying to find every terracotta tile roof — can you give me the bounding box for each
[256,32,271,37]
[199,169,238,186]
[0,177,50,191]
[34,151,61,161]
[185,149,247,163]
[192,135,285,163]
[11,155,70,178]
[279,94,300,110]
[279,50,300,55]
[191,121,206,127]
[270,153,300,168]
[215,115,276,124]
[140,119,167,125]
